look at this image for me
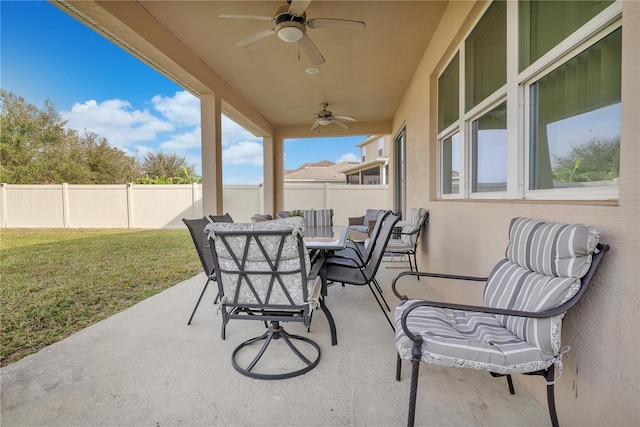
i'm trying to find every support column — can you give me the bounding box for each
[262,132,284,216]
[201,93,223,215]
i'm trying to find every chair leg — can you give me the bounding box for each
[407,358,421,427]
[396,353,402,381]
[319,297,338,346]
[506,374,515,394]
[546,364,560,427]
[187,278,210,325]
[367,282,395,331]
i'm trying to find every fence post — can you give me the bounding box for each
[126,183,134,228]
[62,183,69,228]
[0,183,6,228]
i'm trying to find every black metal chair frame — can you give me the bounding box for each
[209,227,333,380]
[182,217,217,325]
[324,212,401,331]
[392,243,610,427]
[385,210,429,275]
[209,213,234,223]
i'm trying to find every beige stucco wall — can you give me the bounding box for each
[392,1,639,425]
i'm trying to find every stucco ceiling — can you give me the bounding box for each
[57,1,448,136]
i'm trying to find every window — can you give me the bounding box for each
[394,127,407,216]
[441,132,460,195]
[361,147,366,163]
[528,29,621,192]
[378,138,384,157]
[465,1,507,111]
[519,0,614,70]
[472,102,507,193]
[436,0,621,201]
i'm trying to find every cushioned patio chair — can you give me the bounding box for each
[251,213,273,222]
[209,213,234,223]
[205,217,334,380]
[182,217,217,325]
[348,208,385,237]
[392,217,609,427]
[385,208,428,274]
[324,212,400,330]
[301,208,334,227]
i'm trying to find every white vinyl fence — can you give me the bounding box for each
[0,183,392,228]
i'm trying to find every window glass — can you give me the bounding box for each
[465,1,507,111]
[529,29,621,190]
[472,102,507,192]
[519,0,614,71]
[438,53,459,132]
[441,132,460,195]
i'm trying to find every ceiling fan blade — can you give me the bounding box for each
[219,14,273,22]
[307,18,365,31]
[333,119,350,129]
[311,120,321,130]
[237,29,275,47]
[288,0,312,17]
[334,115,356,122]
[298,34,325,65]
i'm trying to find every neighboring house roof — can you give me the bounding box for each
[341,157,389,175]
[284,161,358,182]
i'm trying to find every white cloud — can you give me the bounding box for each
[61,99,173,149]
[160,127,202,150]
[152,91,200,126]
[222,115,260,148]
[223,141,263,166]
[336,153,359,163]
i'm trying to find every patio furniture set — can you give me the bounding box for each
[183,211,608,427]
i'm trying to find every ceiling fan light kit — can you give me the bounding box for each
[220,0,364,66]
[311,103,356,130]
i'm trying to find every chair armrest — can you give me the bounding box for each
[367,219,377,235]
[349,216,365,226]
[391,270,487,300]
[308,256,325,280]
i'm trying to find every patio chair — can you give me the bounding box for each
[324,212,401,330]
[392,217,609,427]
[205,217,331,380]
[209,213,234,223]
[385,208,428,274]
[327,209,391,269]
[182,217,217,325]
[348,208,385,238]
[301,208,334,227]
[276,211,290,219]
[251,213,273,222]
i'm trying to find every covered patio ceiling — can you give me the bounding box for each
[55,0,448,137]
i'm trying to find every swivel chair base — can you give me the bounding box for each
[231,321,321,380]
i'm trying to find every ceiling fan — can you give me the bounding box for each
[219,0,365,66]
[311,103,356,130]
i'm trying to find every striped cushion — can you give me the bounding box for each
[396,217,600,374]
[313,209,334,227]
[395,302,556,374]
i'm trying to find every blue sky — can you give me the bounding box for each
[0,1,364,184]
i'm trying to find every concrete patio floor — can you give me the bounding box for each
[1,264,550,426]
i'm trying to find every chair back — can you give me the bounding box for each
[209,213,234,223]
[362,210,391,262]
[301,209,334,227]
[206,217,317,323]
[182,217,215,276]
[400,208,429,247]
[363,212,401,278]
[484,217,602,355]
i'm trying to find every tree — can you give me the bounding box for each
[140,152,200,184]
[553,136,620,183]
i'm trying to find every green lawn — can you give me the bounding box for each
[0,228,201,366]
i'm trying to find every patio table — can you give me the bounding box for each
[303,225,347,346]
